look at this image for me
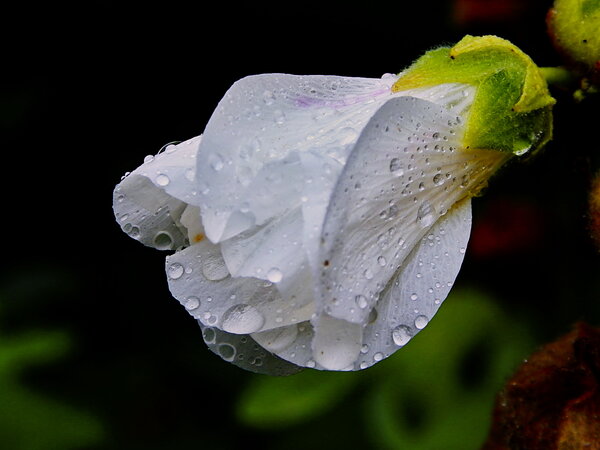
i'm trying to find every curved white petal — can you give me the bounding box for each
[165,241,315,333]
[311,314,363,370]
[355,198,472,369]
[199,322,303,376]
[195,73,399,243]
[317,96,509,325]
[113,136,202,249]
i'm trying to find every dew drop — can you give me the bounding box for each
[414,315,429,330]
[377,256,387,267]
[417,201,436,228]
[267,268,283,283]
[363,268,374,280]
[202,327,216,344]
[202,257,229,281]
[209,153,224,171]
[355,295,368,309]
[128,226,140,238]
[410,293,418,301]
[218,343,236,362]
[154,231,173,250]
[392,325,412,346]
[221,304,265,334]
[155,173,170,186]
[433,173,444,186]
[360,344,369,354]
[167,262,184,280]
[373,352,384,362]
[184,296,200,310]
[389,158,404,176]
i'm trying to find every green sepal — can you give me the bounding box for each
[393,35,555,155]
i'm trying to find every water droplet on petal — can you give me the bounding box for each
[267,268,283,283]
[167,262,184,280]
[221,304,265,334]
[414,315,429,330]
[184,296,200,310]
[377,256,387,267]
[218,343,236,361]
[373,352,384,362]
[209,153,224,171]
[433,173,444,186]
[410,293,418,301]
[202,257,229,281]
[202,327,216,344]
[355,295,368,309]
[417,201,436,228]
[389,158,404,176]
[154,231,173,250]
[156,173,170,186]
[363,268,374,280]
[392,325,412,346]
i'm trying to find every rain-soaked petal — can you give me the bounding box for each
[199,322,303,376]
[317,96,508,326]
[195,74,401,243]
[355,198,472,369]
[113,136,202,250]
[165,240,315,333]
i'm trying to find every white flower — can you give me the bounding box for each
[113,73,510,374]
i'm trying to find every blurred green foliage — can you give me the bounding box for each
[0,306,103,450]
[237,287,533,450]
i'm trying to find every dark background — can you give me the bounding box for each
[2,1,599,449]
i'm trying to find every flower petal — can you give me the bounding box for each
[195,74,398,243]
[355,198,472,369]
[318,96,509,325]
[311,314,363,370]
[113,136,201,250]
[199,322,303,376]
[165,241,315,333]
[298,151,345,274]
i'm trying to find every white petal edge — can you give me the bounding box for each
[354,198,472,370]
[199,322,303,375]
[113,136,202,250]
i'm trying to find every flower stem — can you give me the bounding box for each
[539,66,576,89]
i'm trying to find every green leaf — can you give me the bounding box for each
[0,311,104,449]
[236,369,359,428]
[364,287,533,450]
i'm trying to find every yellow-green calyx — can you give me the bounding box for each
[393,35,555,155]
